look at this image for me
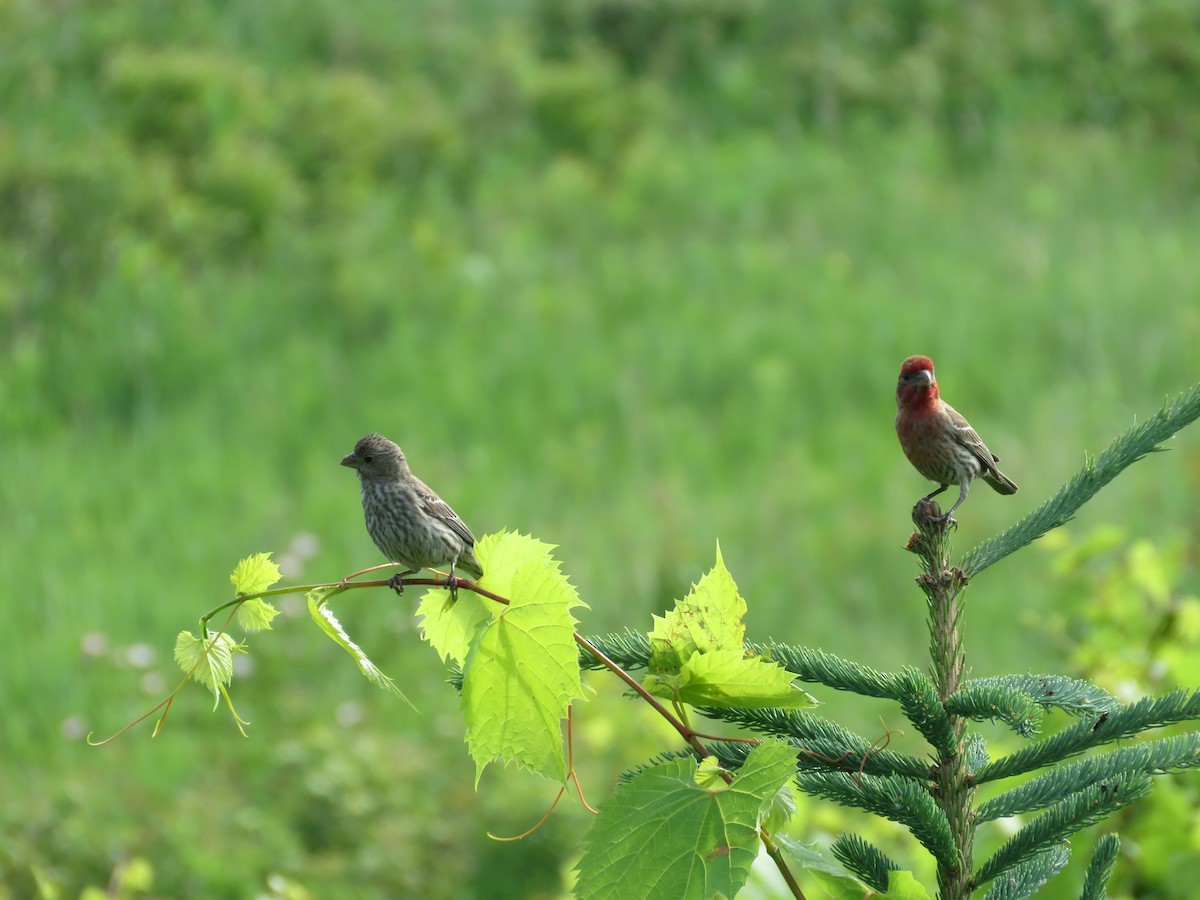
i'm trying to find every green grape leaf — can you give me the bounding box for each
[645,648,817,709]
[881,871,932,899]
[236,598,280,633]
[576,740,797,900]
[760,780,798,835]
[734,740,803,815]
[229,552,282,595]
[639,671,685,700]
[642,545,813,710]
[695,756,730,790]
[417,584,493,666]
[458,531,586,785]
[774,835,853,876]
[173,631,240,707]
[649,543,745,672]
[775,836,866,898]
[801,870,868,900]
[307,590,415,709]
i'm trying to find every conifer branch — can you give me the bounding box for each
[793,771,956,867]
[964,732,990,774]
[977,733,1200,822]
[977,689,1200,783]
[962,381,1200,576]
[830,834,898,893]
[578,629,651,671]
[944,682,1045,738]
[980,845,1070,900]
[973,778,1152,886]
[698,707,931,779]
[958,675,1116,718]
[1079,834,1120,900]
[895,667,958,756]
[752,641,902,698]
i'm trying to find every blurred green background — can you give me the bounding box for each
[3,1,1200,897]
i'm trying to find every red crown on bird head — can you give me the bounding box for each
[899,355,935,378]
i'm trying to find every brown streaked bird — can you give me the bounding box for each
[341,433,483,592]
[895,355,1017,521]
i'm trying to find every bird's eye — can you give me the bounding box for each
[363,455,373,463]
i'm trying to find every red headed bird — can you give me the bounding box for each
[895,355,1017,521]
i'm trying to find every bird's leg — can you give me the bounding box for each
[932,479,969,525]
[445,556,460,602]
[387,569,418,596]
[920,484,949,504]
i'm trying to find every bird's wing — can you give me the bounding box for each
[413,479,477,546]
[942,402,1002,465]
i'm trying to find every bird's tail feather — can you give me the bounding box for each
[982,470,1018,495]
[457,551,485,580]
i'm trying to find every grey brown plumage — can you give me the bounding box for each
[895,356,1017,521]
[341,433,484,581]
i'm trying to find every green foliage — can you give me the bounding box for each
[307,589,411,704]
[880,871,935,899]
[975,779,1151,887]
[700,707,931,779]
[537,0,1200,175]
[795,770,957,866]
[759,777,798,835]
[754,641,903,699]
[231,552,283,631]
[944,682,1046,738]
[893,667,958,757]
[650,649,813,709]
[575,740,796,900]
[980,846,1070,900]
[304,533,589,783]
[946,674,1116,739]
[777,835,929,899]
[644,546,816,709]
[457,531,585,784]
[956,675,1117,719]
[173,630,241,705]
[1035,530,1200,897]
[976,689,1200,783]
[1079,835,1119,900]
[829,833,899,893]
[649,543,747,668]
[1045,529,1200,688]
[978,735,1200,823]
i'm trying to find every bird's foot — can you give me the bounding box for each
[913,499,956,530]
[444,572,460,602]
[387,569,418,596]
[931,513,958,532]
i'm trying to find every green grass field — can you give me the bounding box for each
[4,2,1200,896]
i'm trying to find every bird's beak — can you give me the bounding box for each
[340,452,357,468]
[911,370,934,387]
